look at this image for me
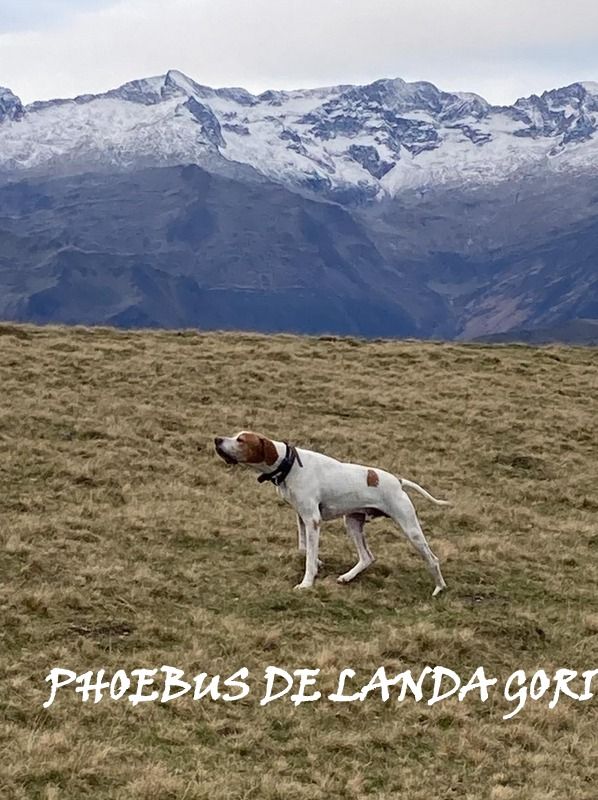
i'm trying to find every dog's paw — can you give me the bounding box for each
[293,582,313,590]
[336,574,350,584]
[432,585,446,597]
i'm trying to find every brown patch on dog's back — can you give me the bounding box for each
[367,469,379,487]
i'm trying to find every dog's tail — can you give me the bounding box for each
[400,478,451,506]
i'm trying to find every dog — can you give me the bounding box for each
[214,431,449,595]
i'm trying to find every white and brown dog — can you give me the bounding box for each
[214,431,449,596]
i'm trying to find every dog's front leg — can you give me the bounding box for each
[296,514,306,552]
[294,514,320,590]
[297,513,324,570]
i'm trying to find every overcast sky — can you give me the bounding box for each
[1,0,598,105]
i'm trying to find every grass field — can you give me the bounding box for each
[1,323,597,799]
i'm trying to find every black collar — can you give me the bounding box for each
[257,442,303,486]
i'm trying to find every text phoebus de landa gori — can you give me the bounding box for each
[43,665,598,719]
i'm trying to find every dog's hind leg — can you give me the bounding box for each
[388,493,447,596]
[337,513,375,584]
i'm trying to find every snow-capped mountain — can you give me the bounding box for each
[1,70,598,198]
[1,70,597,342]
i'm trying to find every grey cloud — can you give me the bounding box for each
[1,0,597,104]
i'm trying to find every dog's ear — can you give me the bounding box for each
[260,436,278,466]
[237,432,266,464]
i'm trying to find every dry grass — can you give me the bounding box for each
[0,323,597,799]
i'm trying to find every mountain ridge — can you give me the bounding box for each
[2,70,598,200]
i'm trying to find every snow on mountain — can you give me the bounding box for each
[0,87,24,123]
[1,70,597,197]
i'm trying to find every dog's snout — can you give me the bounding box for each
[214,436,223,447]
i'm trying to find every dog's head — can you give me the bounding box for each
[214,431,279,469]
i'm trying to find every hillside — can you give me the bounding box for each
[1,323,597,799]
[0,166,425,337]
[475,318,598,345]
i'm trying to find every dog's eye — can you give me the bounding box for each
[237,434,246,443]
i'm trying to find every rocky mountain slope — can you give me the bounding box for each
[0,165,440,336]
[0,71,597,339]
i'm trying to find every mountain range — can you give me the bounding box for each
[1,70,597,340]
